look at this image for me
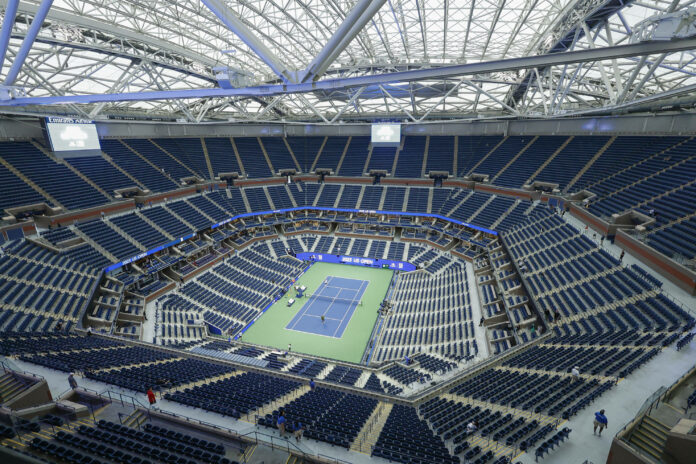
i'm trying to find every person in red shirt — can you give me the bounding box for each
[146,387,156,406]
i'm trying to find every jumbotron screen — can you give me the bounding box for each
[45,117,101,152]
[371,123,400,147]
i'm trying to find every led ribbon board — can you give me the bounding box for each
[106,206,496,272]
[295,252,417,271]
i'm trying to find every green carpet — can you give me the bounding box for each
[241,262,393,363]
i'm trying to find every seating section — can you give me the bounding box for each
[125,139,194,182]
[286,136,325,172]
[259,387,377,448]
[234,137,272,178]
[140,206,192,238]
[532,136,610,190]
[0,332,121,356]
[394,136,426,177]
[204,137,242,177]
[373,404,457,464]
[494,136,567,188]
[151,138,209,179]
[67,156,136,196]
[2,142,109,210]
[426,136,455,175]
[161,244,303,335]
[313,136,347,171]
[376,267,472,362]
[28,419,237,464]
[0,241,99,332]
[166,371,300,417]
[101,139,178,192]
[323,365,362,386]
[86,358,234,392]
[457,135,504,176]
[0,163,47,213]
[368,146,397,172]
[336,136,369,176]
[77,219,142,260]
[110,214,168,249]
[21,345,176,372]
[261,137,297,173]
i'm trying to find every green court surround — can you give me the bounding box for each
[241,262,393,363]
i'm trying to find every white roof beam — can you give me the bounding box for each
[298,0,387,83]
[201,0,295,83]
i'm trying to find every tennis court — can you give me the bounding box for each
[286,276,368,338]
[240,262,392,363]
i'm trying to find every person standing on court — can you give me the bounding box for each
[593,409,608,436]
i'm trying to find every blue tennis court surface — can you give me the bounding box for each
[286,276,368,338]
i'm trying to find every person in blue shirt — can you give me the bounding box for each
[294,422,306,442]
[309,379,315,391]
[594,409,608,436]
[277,411,287,437]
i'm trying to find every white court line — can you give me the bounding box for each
[288,276,367,336]
[331,279,368,337]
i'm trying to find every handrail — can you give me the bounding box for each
[0,359,45,381]
[616,363,696,439]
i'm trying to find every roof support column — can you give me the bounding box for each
[201,0,295,83]
[0,0,19,70]
[3,0,52,86]
[298,0,387,83]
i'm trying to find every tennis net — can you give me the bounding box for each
[308,293,362,306]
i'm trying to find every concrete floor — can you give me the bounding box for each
[515,337,695,464]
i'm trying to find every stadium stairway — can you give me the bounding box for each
[254,384,310,419]
[0,154,59,207]
[101,152,147,190]
[628,415,670,461]
[565,136,616,192]
[105,219,147,251]
[0,372,29,404]
[162,204,197,230]
[351,401,393,453]
[587,151,696,215]
[148,139,201,178]
[134,210,175,240]
[525,136,574,186]
[71,227,118,263]
[199,137,215,179]
[577,135,694,194]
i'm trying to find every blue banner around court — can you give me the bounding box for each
[106,204,494,273]
[211,206,497,236]
[294,252,417,272]
[104,232,196,273]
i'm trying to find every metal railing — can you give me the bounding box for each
[617,363,696,445]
